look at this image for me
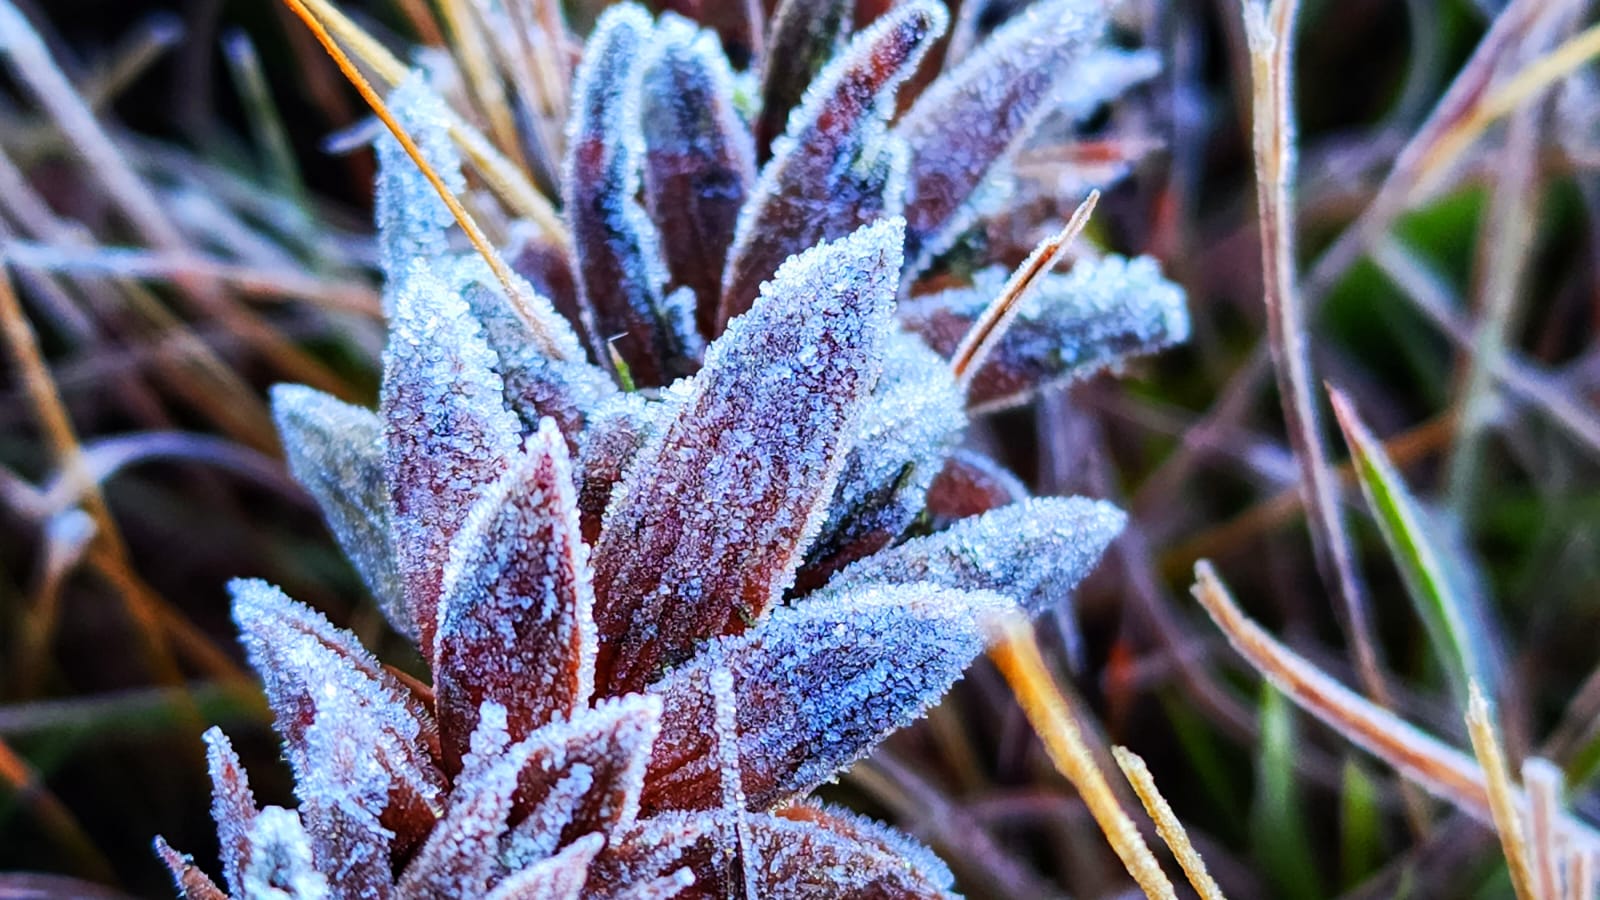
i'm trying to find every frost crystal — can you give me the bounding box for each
[374,76,465,291]
[202,728,257,897]
[591,219,902,694]
[900,254,1192,411]
[240,808,332,899]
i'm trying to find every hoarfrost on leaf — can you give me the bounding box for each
[202,727,257,897]
[590,218,903,695]
[241,807,333,900]
[374,75,466,292]
[755,0,854,159]
[483,832,603,900]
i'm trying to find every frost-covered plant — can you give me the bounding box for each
[156,1,1189,896]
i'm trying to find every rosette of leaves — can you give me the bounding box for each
[155,1,1190,896]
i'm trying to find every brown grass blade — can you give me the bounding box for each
[1112,745,1229,900]
[1466,683,1538,900]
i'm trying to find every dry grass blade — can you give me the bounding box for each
[1190,562,1600,855]
[1523,757,1565,900]
[1112,745,1229,900]
[1466,683,1538,900]
[1571,847,1596,900]
[1241,0,1392,721]
[0,735,115,884]
[987,613,1179,900]
[279,0,571,361]
[949,190,1098,387]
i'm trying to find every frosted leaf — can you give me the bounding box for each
[510,695,662,844]
[588,812,717,896]
[270,384,409,640]
[563,4,680,387]
[895,0,1103,270]
[717,3,945,326]
[590,220,903,695]
[640,16,754,337]
[642,583,1011,813]
[576,392,664,544]
[434,420,598,770]
[154,837,227,900]
[728,811,955,899]
[1050,46,1162,124]
[231,581,444,852]
[382,259,521,651]
[236,807,333,899]
[610,868,696,900]
[823,496,1125,618]
[395,706,530,899]
[501,764,593,870]
[801,330,966,587]
[507,224,590,356]
[298,696,397,897]
[776,802,955,893]
[658,0,761,69]
[923,448,1029,527]
[756,0,854,159]
[375,75,466,291]
[483,832,602,900]
[202,727,256,896]
[899,255,1191,412]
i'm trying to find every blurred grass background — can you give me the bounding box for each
[2,0,1599,896]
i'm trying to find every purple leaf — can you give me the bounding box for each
[640,17,754,337]
[484,833,603,900]
[382,260,521,651]
[575,392,664,544]
[434,419,598,770]
[590,219,903,695]
[642,583,1011,813]
[923,448,1029,527]
[755,0,854,160]
[201,728,256,897]
[895,0,1103,272]
[717,2,945,327]
[509,695,663,847]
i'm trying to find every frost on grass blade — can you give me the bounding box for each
[154,837,227,900]
[202,728,256,897]
[382,261,521,651]
[756,0,854,160]
[483,832,603,900]
[801,330,965,588]
[899,255,1190,412]
[434,420,597,770]
[776,802,955,894]
[270,385,408,639]
[241,807,333,900]
[717,2,946,326]
[563,4,679,387]
[374,75,466,292]
[590,220,903,695]
[895,0,1103,270]
[231,580,444,855]
[640,17,754,337]
[510,695,662,846]
[823,496,1125,618]
[641,583,1010,813]
[924,448,1029,526]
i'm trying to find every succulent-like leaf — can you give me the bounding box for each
[706,811,955,898]
[382,260,521,650]
[656,0,763,69]
[823,496,1125,617]
[640,17,754,336]
[232,581,444,853]
[374,76,466,292]
[201,728,256,897]
[756,0,854,158]
[564,4,680,386]
[483,833,603,900]
[642,583,1011,813]
[270,385,408,639]
[507,225,589,355]
[453,258,614,444]
[240,807,333,900]
[591,219,903,695]
[296,701,397,897]
[776,802,955,893]
[802,330,966,586]
[575,392,664,543]
[609,870,697,900]
[434,420,598,770]
[895,0,1103,270]
[717,2,946,326]
[154,837,228,900]
[587,812,714,898]
[923,448,1029,526]
[899,255,1190,411]
[511,695,663,846]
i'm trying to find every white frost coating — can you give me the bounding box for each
[646,583,1012,811]
[501,764,594,869]
[451,251,600,396]
[382,259,521,650]
[1051,46,1162,124]
[815,329,966,557]
[823,496,1126,619]
[707,666,762,900]
[901,254,1191,412]
[511,694,663,839]
[375,75,467,292]
[270,384,410,640]
[592,812,716,892]
[298,692,399,896]
[241,807,331,900]
[612,867,697,900]
[483,832,603,900]
[894,0,1104,271]
[591,218,904,694]
[202,727,257,897]
[434,419,598,764]
[785,801,955,892]
[740,811,956,897]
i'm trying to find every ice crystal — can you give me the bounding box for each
[163,2,1185,896]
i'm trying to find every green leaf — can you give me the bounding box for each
[1339,758,1383,889]
[1252,685,1322,900]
